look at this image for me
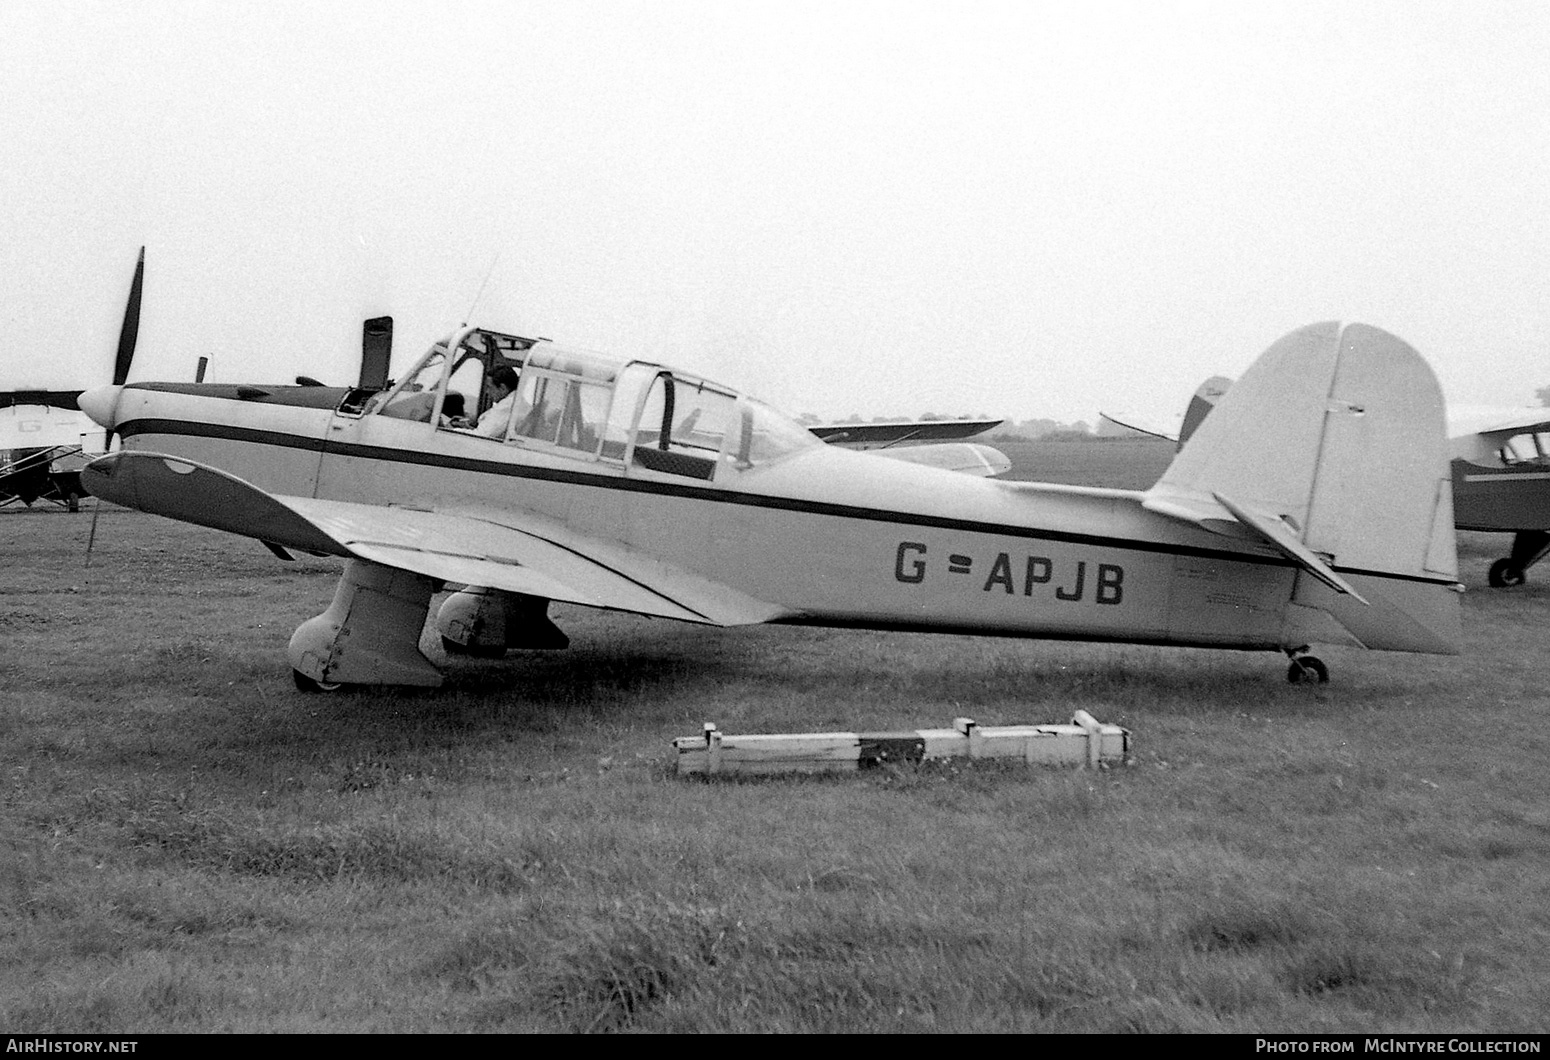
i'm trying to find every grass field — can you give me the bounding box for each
[2,440,1547,1032]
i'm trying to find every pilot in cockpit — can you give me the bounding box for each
[439,392,468,427]
[472,364,529,438]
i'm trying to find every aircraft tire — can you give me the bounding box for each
[1488,559,1526,588]
[1286,656,1329,684]
[293,670,343,693]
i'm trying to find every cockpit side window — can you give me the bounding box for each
[729,398,825,469]
[505,372,609,456]
[625,374,738,480]
[369,351,445,421]
[558,382,610,453]
[1500,432,1550,466]
[512,374,561,443]
[442,352,486,428]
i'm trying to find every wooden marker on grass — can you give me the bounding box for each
[674,711,1130,776]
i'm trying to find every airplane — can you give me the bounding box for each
[0,247,143,512]
[75,314,1462,692]
[1098,377,1232,445]
[1443,407,1550,587]
[1105,381,1550,588]
[810,418,1012,477]
[807,419,1004,445]
[0,399,102,511]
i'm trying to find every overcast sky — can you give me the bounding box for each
[3,0,1546,425]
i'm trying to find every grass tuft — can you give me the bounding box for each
[1283,944,1474,1016]
[1185,900,1313,954]
[122,804,530,890]
[419,915,537,992]
[543,911,731,1032]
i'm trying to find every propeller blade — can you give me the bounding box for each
[113,247,145,386]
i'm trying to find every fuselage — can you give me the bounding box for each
[1447,417,1550,533]
[95,374,1445,656]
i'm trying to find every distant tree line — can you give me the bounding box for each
[988,418,1094,441]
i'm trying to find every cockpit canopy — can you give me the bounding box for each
[363,327,820,480]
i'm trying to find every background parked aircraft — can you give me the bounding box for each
[0,400,103,510]
[810,418,1011,477]
[1445,407,1550,586]
[807,419,1003,446]
[0,248,142,512]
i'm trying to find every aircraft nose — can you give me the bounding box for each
[77,384,123,429]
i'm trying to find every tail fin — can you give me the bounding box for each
[1146,322,1459,654]
[1176,375,1231,450]
[1098,374,1231,448]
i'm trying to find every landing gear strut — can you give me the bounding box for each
[288,559,445,690]
[1285,646,1329,684]
[1488,530,1550,588]
[1488,559,1525,588]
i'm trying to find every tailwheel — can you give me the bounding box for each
[293,670,343,693]
[1488,559,1525,588]
[1286,656,1329,685]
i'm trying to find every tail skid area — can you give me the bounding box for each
[1145,322,1460,655]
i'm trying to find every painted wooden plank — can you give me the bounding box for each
[675,714,1130,775]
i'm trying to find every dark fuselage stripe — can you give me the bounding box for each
[117,417,1458,588]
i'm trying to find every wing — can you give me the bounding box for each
[1099,376,1233,448]
[80,451,790,627]
[866,442,1011,477]
[1467,411,1550,440]
[809,419,1002,446]
[1097,411,1178,442]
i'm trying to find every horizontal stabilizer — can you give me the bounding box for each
[1211,492,1368,605]
[1140,485,1368,603]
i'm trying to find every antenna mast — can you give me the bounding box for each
[463,252,502,326]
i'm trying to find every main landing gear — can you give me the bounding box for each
[287,561,571,691]
[1487,530,1550,588]
[1285,646,1329,685]
[289,559,446,691]
[1489,560,1526,588]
